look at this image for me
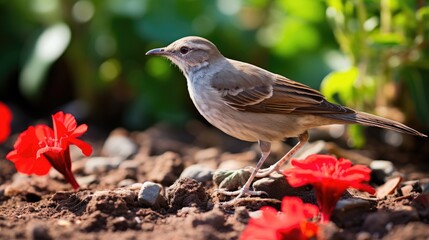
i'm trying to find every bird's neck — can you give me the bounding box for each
[186,58,226,84]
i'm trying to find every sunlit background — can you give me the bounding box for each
[1,0,428,147]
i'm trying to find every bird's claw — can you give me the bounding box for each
[255,164,281,178]
[216,187,268,206]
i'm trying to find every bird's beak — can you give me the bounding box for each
[145,48,169,56]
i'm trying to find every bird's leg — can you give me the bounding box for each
[256,131,309,177]
[217,140,271,201]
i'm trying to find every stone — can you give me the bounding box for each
[138,181,164,208]
[180,164,213,182]
[253,173,317,203]
[370,160,396,184]
[76,175,97,187]
[102,128,138,160]
[84,157,123,174]
[117,179,137,187]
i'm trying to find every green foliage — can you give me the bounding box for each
[323,0,429,146]
[0,0,427,139]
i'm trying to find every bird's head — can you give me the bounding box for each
[146,36,223,74]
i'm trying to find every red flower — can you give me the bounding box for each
[6,112,92,189]
[283,154,375,222]
[240,197,319,240]
[0,102,12,143]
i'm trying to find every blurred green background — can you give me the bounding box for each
[1,0,428,143]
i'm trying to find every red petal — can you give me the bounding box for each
[69,138,93,156]
[72,124,88,137]
[6,126,53,175]
[0,102,12,143]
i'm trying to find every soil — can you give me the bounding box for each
[1,123,429,240]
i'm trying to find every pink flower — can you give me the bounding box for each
[240,197,319,240]
[0,102,12,143]
[6,112,92,189]
[283,154,375,222]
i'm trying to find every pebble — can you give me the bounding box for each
[180,164,213,182]
[84,157,123,174]
[217,160,249,171]
[102,128,138,160]
[138,181,164,208]
[193,147,220,162]
[370,160,396,184]
[125,183,144,191]
[118,160,140,171]
[253,173,316,202]
[117,179,137,187]
[76,175,97,187]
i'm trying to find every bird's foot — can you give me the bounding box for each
[255,164,281,178]
[216,187,267,206]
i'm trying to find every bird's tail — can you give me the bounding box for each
[322,111,427,137]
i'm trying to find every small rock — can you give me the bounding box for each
[220,151,256,165]
[118,160,140,171]
[102,128,138,160]
[138,182,165,208]
[57,219,72,227]
[217,160,249,171]
[146,152,184,186]
[356,231,372,240]
[418,178,429,193]
[125,183,144,191]
[76,175,97,187]
[370,160,396,184]
[84,157,123,174]
[117,179,137,187]
[248,210,262,219]
[193,147,220,162]
[253,173,317,202]
[166,178,208,212]
[180,164,213,182]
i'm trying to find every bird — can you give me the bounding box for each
[146,36,427,204]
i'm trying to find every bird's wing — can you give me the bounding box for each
[211,60,353,115]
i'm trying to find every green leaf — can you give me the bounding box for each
[347,125,365,148]
[320,66,359,105]
[417,6,429,21]
[369,32,405,47]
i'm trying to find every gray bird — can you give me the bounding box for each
[146,36,426,203]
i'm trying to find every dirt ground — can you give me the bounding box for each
[1,123,429,240]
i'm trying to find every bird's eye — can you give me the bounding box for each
[180,46,190,54]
